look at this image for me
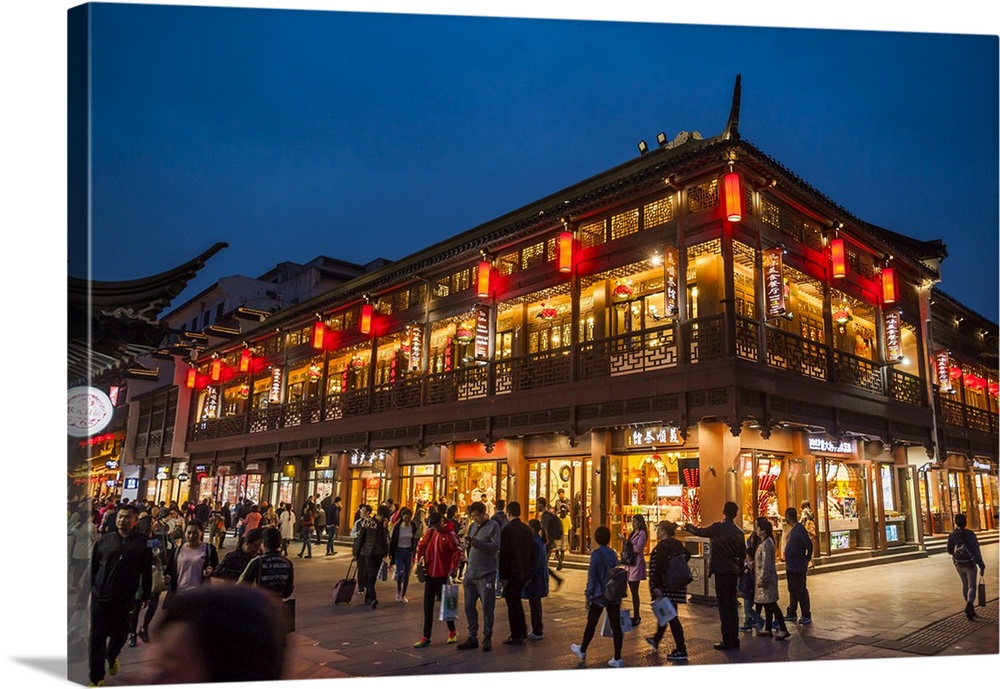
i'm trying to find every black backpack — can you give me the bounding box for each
[603,566,629,604]
[619,538,637,566]
[952,531,975,565]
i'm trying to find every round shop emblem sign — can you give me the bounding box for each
[67,386,114,438]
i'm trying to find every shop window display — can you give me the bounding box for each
[609,452,695,549]
[399,464,441,509]
[449,461,507,515]
[740,451,784,533]
[820,460,870,551]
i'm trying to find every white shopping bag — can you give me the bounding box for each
[651,596,677,625]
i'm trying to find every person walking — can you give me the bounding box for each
[683,501,746,651]
[753,518,791,640]
[498,500,536,645]
[456,501,500,652]
[645,520,689,662]
[212,528,264,582]
[88,504,152,687]
[556,504,572,571]
[388,507,417,602]
[524,518,550,641]
[313,500,327,546]
[739,528,765,632]
[413,511,461,647]
[569,525,625,668]
[537,497,565,588]
[69,508,96,591]
[128,516,169,648]
[297,504,315,558]
[238,528,295,601]
[278,502,296,557]
[621,513,648,627]
[782,507,813,625]
[164,520,219,596]
[947,513,987,620]
[326,496,342,555]
[351,504,374,599]
[355,505,390,609]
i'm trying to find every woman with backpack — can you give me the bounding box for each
[164,520,219,600]
[645,520,689,661]
[620,513,648,627]
[569,525,625,668]
[946,513,986,620]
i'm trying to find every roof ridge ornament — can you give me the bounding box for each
[724,74,742,140]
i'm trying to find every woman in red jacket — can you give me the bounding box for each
[413,511,461,647]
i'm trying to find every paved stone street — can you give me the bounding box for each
[65,540,998,685]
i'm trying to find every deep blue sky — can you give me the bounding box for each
[75,5,999,320]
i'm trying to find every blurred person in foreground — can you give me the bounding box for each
[148,584,288,684]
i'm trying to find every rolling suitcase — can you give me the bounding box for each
[331,558,357,605]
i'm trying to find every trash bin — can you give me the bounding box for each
[682,535,716,603]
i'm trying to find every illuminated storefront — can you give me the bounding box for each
[448,443,509,515]
[347,450,390,512]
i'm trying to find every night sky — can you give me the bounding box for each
[72,3,999,321]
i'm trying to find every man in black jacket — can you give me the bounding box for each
[498,501,537,644]
[684,501,746,652]
[89,503,152,686]
[212,528,264,581]
[355,505,390,609]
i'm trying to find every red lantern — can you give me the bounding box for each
[311,321,327,350]
[557,231,573,273]
[723,172,743,222]
[948,366,962,380]
[975,376,987,390]
[210,359,223,382]
[830,238,847,279]
[360,303,373,335]
[476,260,492,298]
[880,267,898,305]
[989,382,999,397]
[239,348,253,373]
[963,373,976,388]
[185,368,197,389]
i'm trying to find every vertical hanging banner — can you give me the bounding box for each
[269,365,284,404]
[934,350,951,392]
[202,386,219,420]
[663,246,679,318]
[475,304,491,361]
[763,247,785,317]
[884,310,902,362]
[407,322,424,371]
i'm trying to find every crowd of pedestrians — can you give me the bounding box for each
[69,490,989,682]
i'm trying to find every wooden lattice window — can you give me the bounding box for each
[610,208,639,240]
[643,196,675,229]
[579,219,606,248]
[521,241,546,270]
[434,276,451,298]
[688,180,719,214]
[451,268,472,293]
[497,250,519,277]
[760,197,780,229]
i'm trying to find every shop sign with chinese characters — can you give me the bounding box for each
[763,247,785,317]
[884,310,902,362]
[407,323,424,370]
[269,365,284,404]
[663,246,679,318]
[808,437,853,454]
[934,350,951,392]
[475,304,490,361]
[624,424,684,448]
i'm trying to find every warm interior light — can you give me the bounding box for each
[880,267,898,304]
[239,348,252,373]
[360,303,373,335]
[311,321,326,349]
[210,359,223,382]
[476,260,492,298]
[723,172,743,222]
[830,238,847,278]
[557,231,573,273]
